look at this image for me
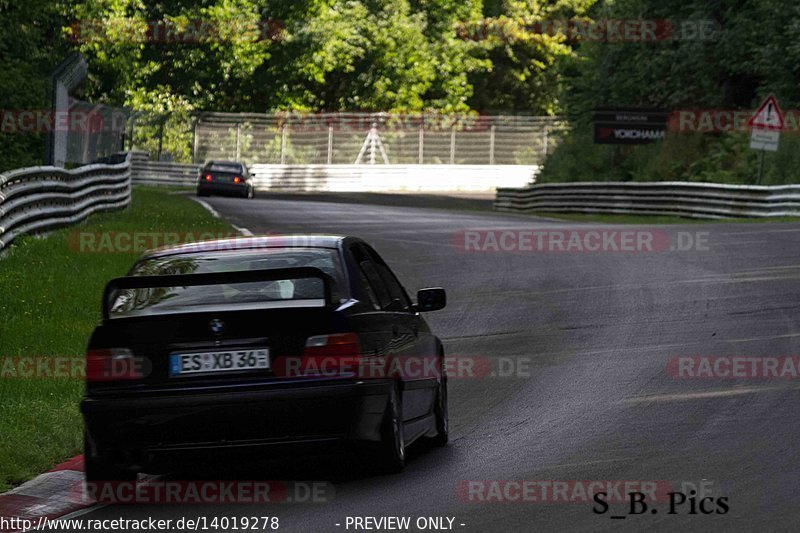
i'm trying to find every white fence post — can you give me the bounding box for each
[235,123,241,161]
[418,123,424,164]
[489,125,496,164]
[450,127,456,164]
[327,125,333,164]
[280,125,287,165]
[192,119,199,164]
[542,126,549,159]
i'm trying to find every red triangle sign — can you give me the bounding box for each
[747,94,784,130]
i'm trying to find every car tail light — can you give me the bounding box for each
[86,348,145,381]
[300,333,362,375]
[204,174,212,181]
[233,176,241,183]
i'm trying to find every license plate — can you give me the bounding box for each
[169,349,269,376]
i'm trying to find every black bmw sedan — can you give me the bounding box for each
[196,160,254,198]
[81,235,448,480]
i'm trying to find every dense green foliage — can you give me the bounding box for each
[540,0,800,184]
[1,0,593,169]
[1,0,798,182]
[0,187,234,491]
[0,0,71,170]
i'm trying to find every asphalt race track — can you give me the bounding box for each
[70,195,800,532]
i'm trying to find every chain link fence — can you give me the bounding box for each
[132,112,567,165]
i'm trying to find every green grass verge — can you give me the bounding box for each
[0,187,234,492]
[527,212,800,225]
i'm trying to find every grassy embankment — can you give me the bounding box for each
[0,187,234,491]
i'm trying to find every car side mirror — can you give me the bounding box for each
[416,288,446,312]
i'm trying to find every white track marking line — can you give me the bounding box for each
[621,386,800,404]
[193,198,221,218]
[192,198,253,236]
[724,332,800,343]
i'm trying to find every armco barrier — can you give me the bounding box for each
[130,153,539,192]
[494,182,800,219]
[0,152,131,251]
[248,164,537,192]
[130,152,199,186]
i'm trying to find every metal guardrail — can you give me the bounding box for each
[0,152,132,251]
[130,153,199,186]
[247,164,538,192]
[130,153,539,192]
[494,182,800,219]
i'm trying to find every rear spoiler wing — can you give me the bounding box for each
[102,267,335,319]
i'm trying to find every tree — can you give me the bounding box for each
[466,0,597,114]
[0,0,71,170]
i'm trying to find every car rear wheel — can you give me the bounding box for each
[197,190,210,197]
[372,383,405,474]
[429,377,449,447]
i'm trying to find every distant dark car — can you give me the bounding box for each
[196,160,254,198]
[81,235,448,480]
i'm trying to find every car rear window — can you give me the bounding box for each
[205,162,243,173]
[108,248,345,317]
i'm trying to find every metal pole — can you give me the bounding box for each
[128,113,136,152]
[327,125,333,164]
[191,116,198,163]
[418,122,424,164]
[235,123,241,160]
[489,125,495,164]
[369,126,376,165]
[280,125,287,165]
[450,126,456,164]
[157,116,165,161]
[757,149,765,184]
[543,125,549,159]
